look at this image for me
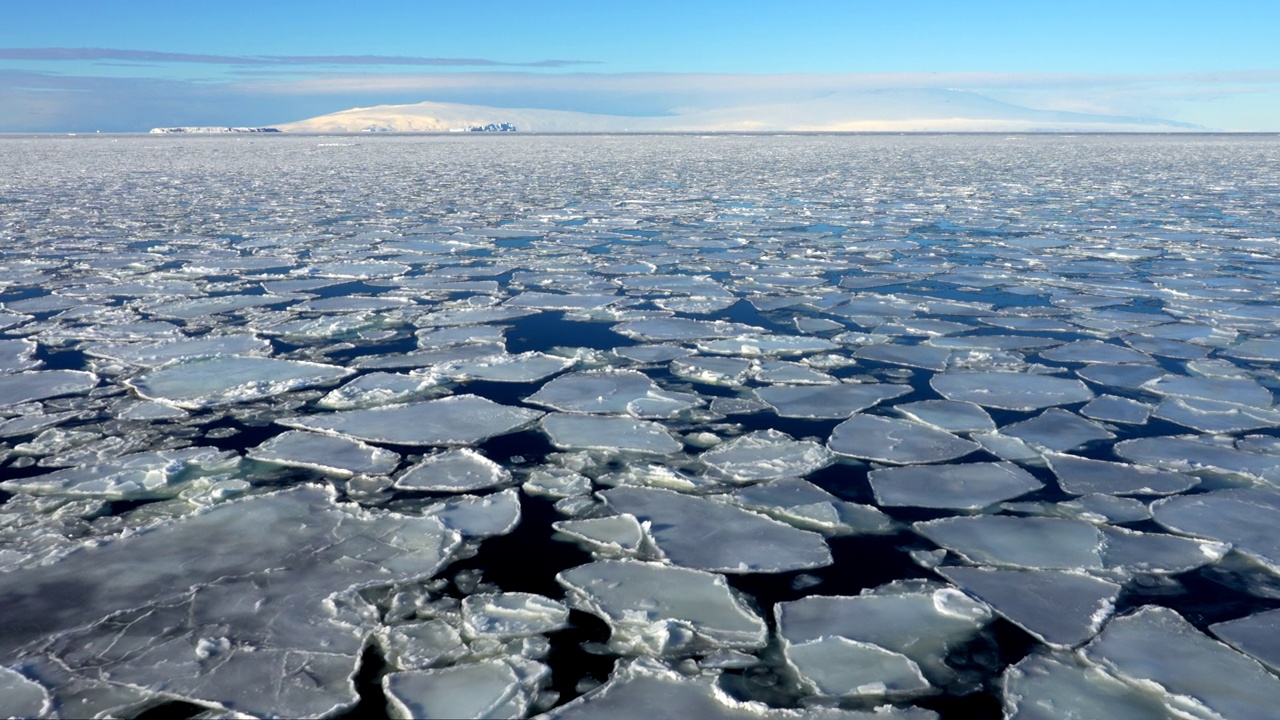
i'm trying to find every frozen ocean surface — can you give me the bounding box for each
[1,133,1279,718]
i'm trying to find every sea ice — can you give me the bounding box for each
[0,369,99,408]
[461,592,570,639]
[1000,652,1184,720]
[1211,609,1280,674]
[698,430,834,482]
[0,486,461,718]
[729,478,893,535]
[423,488,522,538]
[756,383,910,419]
[541,413,682,454]
[774,582,993,685]
[893,399,996,433]
[1079,394,1153,424]
[938,567,1119,647]
[553,514,653,559]
[914,516,1103,570]
[999,408,1116,451]
[930,372,1094,411]
[383,660,545,720]
[556,560,768,656]
[601,487,832,573]
[279,395,543,446]
[1039,339,1155,365]
[1,446,239,499]
[1044,452,1198,496]
[1153,488,1280,571]
[526,370,700,417]
[248,430,400,477]
[784,636,930,699]
[394,448,512,492]
[828,414,980,464]
[868,462,1042,510]
[82,334,272,367]
[1085,606,1280,720]
[128,356,351,409]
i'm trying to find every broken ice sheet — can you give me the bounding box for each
[0,666,52,718]
[438,350,574,383]
[1153,488,1280,571]
[893,399,996,433]
[1211,608,1280,674]
[784,636,930,699]
[394,448,512,492]
[1079,394,1153,424]
[1085,606,1280,720]
[0,337,39,373]
[248,430,400,478]
[0,369,99,408]
[279,394,543,446]
[914,516,1104,570]
[1115,435,1280,483]
[612,317,762,342]
[541,413,683,454]
[729,478,893,535]
[999,408,1116,452]
[1039,338,1155,365]
[1044,452,1198,496]
[829,414,980,464]
[938,567,1119,648]
[601,486,832,573]
[127,356,351,409]
[421,487,522,538]
[461,592,570,639]
[82,333,272,367]
[383,659,549,720]
[556,560,767,656]
[755,382,910,419]
[1001,652,1185,720]
[526,369,700,417]
[868,462,1042,510]
[774,581,993,686]
[671,355,755,386]
[698,429,834,483]
[545,657,938,720]
[695,334,839,357]
[1152,396,1280,433]
[553,513,653,559]
[316,371,449,410]
[1,446,239,500]
[0,486,461,718]
[931,371,1093,411]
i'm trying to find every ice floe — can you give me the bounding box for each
[280,395,544,446]
[828,414,981,464]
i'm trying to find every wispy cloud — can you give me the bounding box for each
[0,47,598,68]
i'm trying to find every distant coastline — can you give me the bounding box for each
[149,127,282,134]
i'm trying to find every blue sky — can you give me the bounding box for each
[2,0,1278,131]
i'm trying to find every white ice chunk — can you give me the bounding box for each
[1153,488,1280,571]
[1153,396,1280,433]
[83,334,271,367]
[440,351,574,383]
[1085,606,1280,720]
[699,430,833,483]
[829,414,980,464]
[869,462,1042,510]
[384,659,548,719]
[1100,526,1228,574]
[461,592,570,639]
[1045,452,1198,496]
[784,636,930,698]
[248,430,400,477]
[613,317,762,341]
[317,372,446,410]
[1077,363,1164,390]
[1040,339,1155,365]
[696,334,839,357]
[894,399,996,433]
[280,395,543,446]
[0,338,39,373]
[1,446,238,499]
[613,344,695,363]
[553,514,652,558]
[854,344,952,372]
[395,449,512,492]
[1116,435,1280,483]
[541,413,682,454]
[423,488,522,538]
[775,583,993,685]
[557,560,767,656]
[671,356,755,386]
[1000,408,1115,451]
[1080,394,1153,424]
[527,370,699,418]
[756,383,910,419]
[939,567,1119,647]
[1001,652,1184,720]
[751,360,837,385]
[128,356,351,409]
[931,372,1093,411]
[1143,374,1275,408]
[602,486,832,573]
[0,370,98,408]
[0,486,461,718]
[730,479,893,535]
[1211,609,1280,674]
[915,516,1103,570]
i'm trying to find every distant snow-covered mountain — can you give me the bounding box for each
[277,90,1199,133]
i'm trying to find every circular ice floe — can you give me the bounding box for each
[930,371,1094,411]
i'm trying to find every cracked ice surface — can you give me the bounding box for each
[0,486,462,717]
